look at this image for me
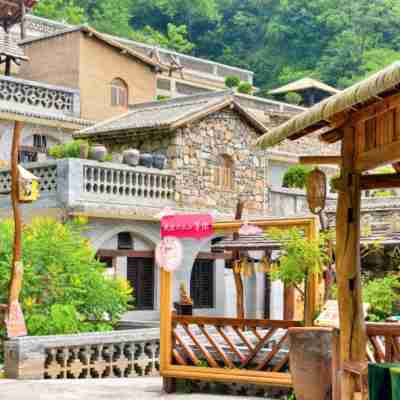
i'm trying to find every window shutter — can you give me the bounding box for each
[127,258,154,310]
[118,232,133,250]
[191,259,214,309]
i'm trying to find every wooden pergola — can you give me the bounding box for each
[257,61,400,398]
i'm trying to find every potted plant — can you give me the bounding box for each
[174,282,193,315]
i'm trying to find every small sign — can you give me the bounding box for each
[161,214,213,240]
[5,300,27,338]
[155,237,184,272]
[315,300,370,328]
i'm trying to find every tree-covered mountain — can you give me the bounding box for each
[34,0,400,95]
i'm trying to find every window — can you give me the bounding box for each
[215,154,234,190]
[33,135,47,150]
[190,259,214,309]
[118,232,133,250]
[127,258,155,310]
[111,78,128,107]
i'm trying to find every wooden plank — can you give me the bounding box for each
[355,139,400,172]
[299,156,342,166]
[355,123,365,156]
[364,118,376,152]
[160,269,173,374]
[395,107,400,141]
[257,332,289,371]
[216,326,246,363]
[369,336,385,363]
[173,315,301,330]
[173,330,200,366]
[272,353,289,372]
[181,324,219,368]
[251,327,262,341]
[172,349,187,366]
[360,173,400,190]
[97,249,154,258]
[319,128,344,144]
[196,252,233,260]
[198,325,235,369]
[232,326,254,352]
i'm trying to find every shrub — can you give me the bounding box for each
[224,75,240,88]
[48,140,88,159]
[0,218,132,337]
[237,82,253,94]
[282,165,312,189]
[285,92,303,105]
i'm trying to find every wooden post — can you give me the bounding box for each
[20,0,26,40]
[335,126,367,399]
[233,200,245,319]
[5,121,27,338]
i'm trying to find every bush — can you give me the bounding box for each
[362,276,400,321]
[237,82,253,94]
[224,75,241,88]
[285,92,303,105]
[0,218,132,337]
[283,165,312,189]
[48,140,88,159]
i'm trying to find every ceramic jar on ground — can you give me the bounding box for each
[90,144,107,162]
[153,154,167,169]
[139,153,154,168]
[123,149,140,166]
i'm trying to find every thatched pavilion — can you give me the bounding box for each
[257,62,400,398]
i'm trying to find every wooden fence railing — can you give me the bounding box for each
[172,315,301,374]
[366,323,400,363]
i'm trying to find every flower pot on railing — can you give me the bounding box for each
[90,145,107,162]
[289,327,339,400]
[123,149,140,167]
[139,153,154,168]
[153,154,167,170]
[173,302,193,316]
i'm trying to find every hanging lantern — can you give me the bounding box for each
[306,168,327,215]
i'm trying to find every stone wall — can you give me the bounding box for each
[4,328,160,380]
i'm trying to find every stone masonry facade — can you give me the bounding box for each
[114,109,266,213]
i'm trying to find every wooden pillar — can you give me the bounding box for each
[284,285,295,320]
[336,126,367,399]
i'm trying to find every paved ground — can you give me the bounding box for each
[0,378,262,400]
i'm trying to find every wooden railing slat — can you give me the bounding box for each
[240,328,277,369]
[273,353,289,372]
[198,325,235,369]
[369,336,386,363]
[233,326,254,352]
[173,330,200,366]
[216,326,246,363]
[251,327,262,341]
[181,324,219,368]
[173,349,187,366]
[257,332,289,371]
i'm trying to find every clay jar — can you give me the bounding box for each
[123,149,140,166]
[153,154,167,169]
[90,144,107,162]
[139,153,154,168]
[289,327,338,400]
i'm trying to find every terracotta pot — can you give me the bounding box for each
[289,327,337,400]
[123,149,140,166]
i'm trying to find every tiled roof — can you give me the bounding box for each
[76,90,267,139]
[20,25,163,71]
[269,77,340,95]
[0,30,28,61]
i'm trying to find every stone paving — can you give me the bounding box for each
[0,378,262,400]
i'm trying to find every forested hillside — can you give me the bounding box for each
[34,0,400,95]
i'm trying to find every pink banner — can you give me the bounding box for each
[161,214,214,240]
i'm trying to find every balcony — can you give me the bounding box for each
[0,159,176,218]
[0,75,81,119]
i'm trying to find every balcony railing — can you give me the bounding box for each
[0,75,80,118]
[0,159,176,213]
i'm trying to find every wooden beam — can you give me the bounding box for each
[355,139,400,172]
[196,252,232,260]
[299,155,342,166]
[336,125,367,399]
[97,249,154,258]
[319,128,344,144]
[360,173,400,190]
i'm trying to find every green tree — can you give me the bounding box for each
[0,218,132,336]
[283,165,312,189]
[33,0,86,24]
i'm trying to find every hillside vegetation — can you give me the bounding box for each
[34,0,400,95]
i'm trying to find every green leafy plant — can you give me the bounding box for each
[283,165,312,189]
[362,276,400,321]
[284,92,303,105]
[224,75,241,88]
[0,218,132,338]
[237,82,253,94]
[48,140,89,159]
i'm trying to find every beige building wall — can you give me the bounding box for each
[78,36,157,121]
[19,32,80,89]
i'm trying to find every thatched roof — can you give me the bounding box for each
[257,62,400,149]
[269,77,340,95]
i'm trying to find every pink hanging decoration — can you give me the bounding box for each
[155,236,183,272]
[239,221,263,236]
